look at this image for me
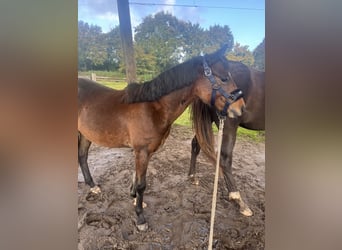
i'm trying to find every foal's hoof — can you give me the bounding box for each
[133,198,147,208]
[86,186,102,201]
[136,223,148,231]
[240,207,253,217]
[90,186,101,194]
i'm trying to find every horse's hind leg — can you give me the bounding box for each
[78,132,100,193]
[221,125,252,216]
[188,136,201,184]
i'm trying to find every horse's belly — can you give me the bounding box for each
[78,114,131,148]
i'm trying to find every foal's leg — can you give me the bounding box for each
[131,148,150,231]
[131,172,147,208]
[220,123,252,216]
[78,132,100,194]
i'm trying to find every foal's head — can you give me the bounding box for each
[194,45,245,118]
[194,74,245,118]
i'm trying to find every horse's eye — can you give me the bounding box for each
[221,77,229,83]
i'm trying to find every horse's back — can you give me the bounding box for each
[77,78,130,147]
[78,77,115,103]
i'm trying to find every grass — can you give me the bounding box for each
[98,81,127,90]
[96,81,264,142]
[78,71,154,82]
[175,108,264,142]
[237,127,265,142]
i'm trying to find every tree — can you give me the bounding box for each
[134,12,234,73]
[181,24,234,60]
[227,43,254,67]
[78,13,235,73]
[134,12,186,73]
[134,44,157,80]
[253,38,265,71]
[203,25,234,54]
[78,21,107,71]
[103,26,123,71]
[181,23,205,59]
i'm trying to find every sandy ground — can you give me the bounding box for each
[78,125,265,249]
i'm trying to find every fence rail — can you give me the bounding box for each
[78,73,126,82]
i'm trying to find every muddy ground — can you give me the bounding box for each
[78,125,265,250]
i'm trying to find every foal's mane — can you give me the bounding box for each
[122,56,202,103]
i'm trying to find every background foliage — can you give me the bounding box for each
[78,11,264,77]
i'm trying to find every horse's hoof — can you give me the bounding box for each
[189,175,199,185]
[133,198,147,208]
[90,186,101,194]
[136,223,148,231]
[240,207,253,217]
[228,191,240,200]
[228,191,253,216]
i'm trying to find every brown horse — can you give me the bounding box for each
[190,60,265,216]
[78,46,245,231]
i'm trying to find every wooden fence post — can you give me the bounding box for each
[117,0,137,84]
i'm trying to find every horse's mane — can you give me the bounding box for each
[122,56,202,103]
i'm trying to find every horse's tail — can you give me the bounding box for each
[190,98,216,164]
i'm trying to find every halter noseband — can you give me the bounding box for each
[202,58,243,117]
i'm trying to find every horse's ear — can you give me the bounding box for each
[208,44,228,60]
[217,44,229,56]
[205,44,229,64]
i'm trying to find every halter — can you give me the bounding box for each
[202,58,243,117]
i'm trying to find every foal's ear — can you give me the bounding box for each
[216,44,229,56]
[205,44,229,65]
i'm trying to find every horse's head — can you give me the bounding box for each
[195,45,245,118]
[195,72,245,119]
[212,73,245,118]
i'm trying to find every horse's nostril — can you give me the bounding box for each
[241,105,245,113]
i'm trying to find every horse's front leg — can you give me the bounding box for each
[131,172,147,208]
[221,126,253,216]
[131,148,150,231]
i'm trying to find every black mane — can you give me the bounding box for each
[123,56,202,103]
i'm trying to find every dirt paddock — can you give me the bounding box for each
[78,125,265,249]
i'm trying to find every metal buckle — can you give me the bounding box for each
[212,82,220,89]
[216,110,227,120]
[203,57,212,76]
[229,89,243,101]
[204,66,212,76]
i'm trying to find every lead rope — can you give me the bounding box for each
[208,117,225,250]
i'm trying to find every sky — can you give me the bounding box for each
[78,0,265,51]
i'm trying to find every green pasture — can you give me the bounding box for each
[99,81,127,90]
[78,70,154,82]
[95,80,265,142]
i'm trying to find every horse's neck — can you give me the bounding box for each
[156,85,194,124]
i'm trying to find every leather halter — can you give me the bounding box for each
[202,58,243,117]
